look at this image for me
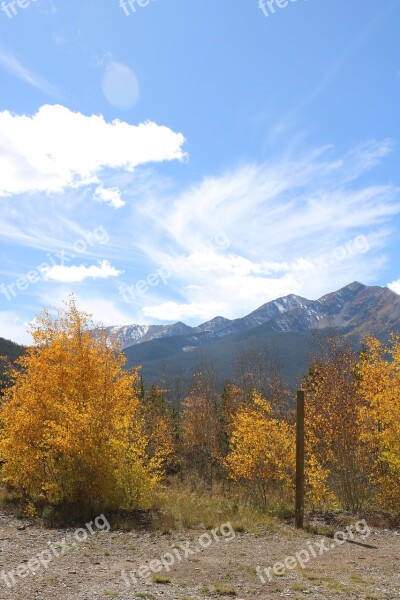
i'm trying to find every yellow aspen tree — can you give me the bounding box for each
[0,298,160,516]
[358,335,400,512]
[181,372,224,487]
[221,383,251,441]
[304,339,370,510]
[225,391,295,508]
[138,384,177,472]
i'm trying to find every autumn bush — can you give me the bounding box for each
[0,299,161,517]
[302,335,400,514]
[304,339,371,510]
[225,391,295,508]
[138,383,178,473]
[181,372,226,487]
[358,335,400,512]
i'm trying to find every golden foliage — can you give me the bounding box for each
[138,385,177,470]
[225,391,295,507]
[0,298,160,513]
[2,296,399,518]
[304,339,370,509]
[358,335,400,511]
[180,372,225,485]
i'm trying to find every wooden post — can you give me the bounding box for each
[295,390,305,529]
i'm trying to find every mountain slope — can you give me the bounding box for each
[260,282,400,337]
[107,321,194,347]
[0,336,25,362]
[0,337,25,390]
[124,326,321,389]
[114,282,400,350]
[112,292,313,349]
[122,282,400,387]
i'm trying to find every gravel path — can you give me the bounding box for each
[0,511,399,600]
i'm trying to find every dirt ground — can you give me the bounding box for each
[0,509,399,600]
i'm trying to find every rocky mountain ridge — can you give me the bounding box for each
[110,282,400,350]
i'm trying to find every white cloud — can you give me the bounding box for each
[175,250,290,278]
[388,280,400,295]
[94,185,125,209]
[0,104,186,198]
[41,260,122,283]
[142,301,227,322]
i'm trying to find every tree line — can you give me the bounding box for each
[0,299,398,518]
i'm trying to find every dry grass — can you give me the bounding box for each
[213,583,237,596]
[150,481,286,533]
[152,574,172,584]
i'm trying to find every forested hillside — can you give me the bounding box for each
[0,337,25,392]
[0,337,25,362]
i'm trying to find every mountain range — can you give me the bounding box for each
[118,281,400,387]
[111,281,400,349]
[2,282,399,390]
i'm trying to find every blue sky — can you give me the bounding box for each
[0,0,399,343]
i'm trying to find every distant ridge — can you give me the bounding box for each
[111,282,400,350]
[119,282,400,386]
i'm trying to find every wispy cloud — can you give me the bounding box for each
[0,50,60,97]
[126,140,400,321]
[1,139,399,330]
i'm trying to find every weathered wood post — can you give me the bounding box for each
[295,390,305,529]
